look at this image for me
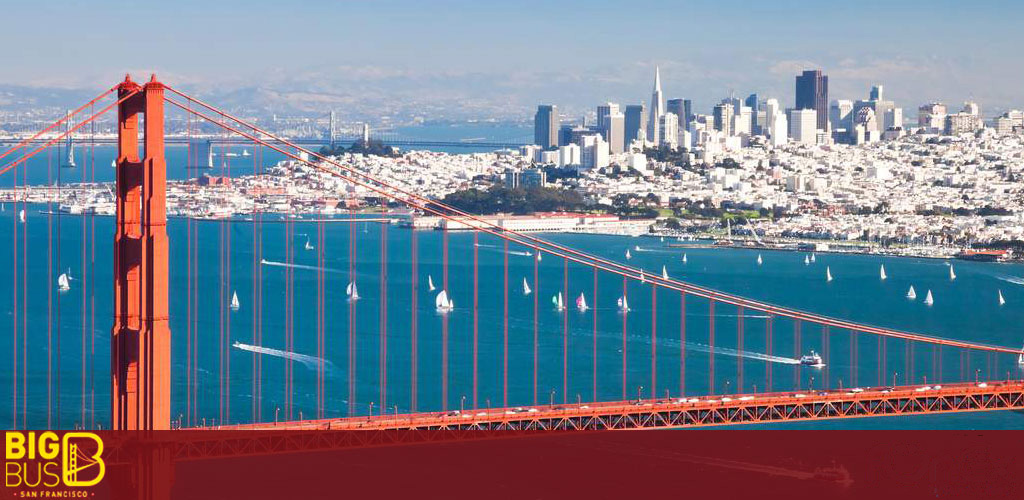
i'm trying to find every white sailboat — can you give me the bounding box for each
[552,292,565,312]
[682,253,688,264]
[428,275,436,292]
[660,236,664,242]
[625,249,632,260]
[230,291,240,311]
[435,289,454,313]
[110,159,116,168]
[617,295,630,313]
[634,245,641,252]
[804,255,810,265]
[304,237,314,251]
[756,254,763,266]
[879,264,887,280]
[18,209,25,223]
[346,281,360,301]
[1018,345,1023,366]
[640,270,646,284]
[923,289,934,306]
[825,266,833,282]
[810,253,816,263]
[907,285,917,300]
[998,289,1005,306]
[576,292,589,312]
[242,149,251,157]
[537,252,542,262]
[57,270,71,292]
[661,265,669,280]
[522,277,532,295]
[948,264,956,281]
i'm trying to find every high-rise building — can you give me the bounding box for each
[850,84,901,138]
[579,134,610,170]
[713,103,734,136]
[682,99,693,124]
[795,70,829,131]
[733,106,753,136]
[744,94,760,134]
[769,106,788,147]
[534,105,558,148]
[660,112,679,149]
[666,99,686,125]
[597,103,625,154]
[789,108,818,144]
[624,104,647,148]
[830,100,854,133]
[647,67,664,145]
[918,103,947,132]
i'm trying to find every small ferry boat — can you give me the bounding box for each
[800,351,825,368]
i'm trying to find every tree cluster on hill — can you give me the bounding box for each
[435,185,586,215]
[319,138,399,158]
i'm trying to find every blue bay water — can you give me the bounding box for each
[1,212,1024,430]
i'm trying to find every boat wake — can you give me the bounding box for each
[676,341,801,365]
[260,258,345,274]
[995,274,1024,286]
[474,243,533,257]
[232,342,336,372]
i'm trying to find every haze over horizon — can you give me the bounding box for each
[3,0,1023,118]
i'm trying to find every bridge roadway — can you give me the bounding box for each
[204,380,1024,432]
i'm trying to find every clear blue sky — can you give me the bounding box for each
[3,0,1023,114]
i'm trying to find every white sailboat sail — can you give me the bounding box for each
[880,264,887,280]
[617,295,630,313]
[1018,345,1023,365]
[537,252,542,262]
[810,253,816,263]
[576,293,588,312]
[804,255,810,265]
[346,281,360,300]
[682,253,688,264]
[625,249,632,260]
[907,285,917,300]
[522,277,531,295]
[998,289,1005,306]
[230,291,240,311]
[825,266,833,282]
[634,245,641,251]
[949,264,956,281]
[18,209,25,223]
[435,290,453,312]
[923,289,934,306]
[756,254,763,266]
[552,292,564,311]
[428,275,436,291]
[661,265,669,280]
[57,272,70,291]
[304,237,314,251]
[110,159,116,168]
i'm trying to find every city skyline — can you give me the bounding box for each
[2,1,1024,117]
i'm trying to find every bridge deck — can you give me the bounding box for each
[203,380,1024,432]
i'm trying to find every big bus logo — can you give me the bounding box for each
[4,431,105,488]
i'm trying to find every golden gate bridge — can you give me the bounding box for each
[2,75,1023,435]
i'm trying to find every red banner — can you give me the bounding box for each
[4,429,1023,499]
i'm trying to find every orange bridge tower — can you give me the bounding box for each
[111,75,171,430]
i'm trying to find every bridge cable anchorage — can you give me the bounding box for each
[159,87,1022,356]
